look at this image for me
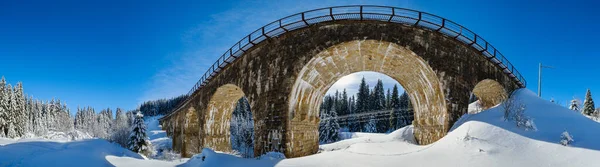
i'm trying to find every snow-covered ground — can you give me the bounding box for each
[145,116,174,156]
[107,115,188,166]
[178,89,600,167]
[0,138,140,167]
[3,89,600,166]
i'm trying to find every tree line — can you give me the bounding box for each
[136,94,188,117]
[319,77,414,144]
[0,77,74,138]
[0,77,185,146]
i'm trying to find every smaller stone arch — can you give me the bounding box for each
[203,84,254,153]
[472,79,508,110]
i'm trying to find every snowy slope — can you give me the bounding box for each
[145,115,173,154]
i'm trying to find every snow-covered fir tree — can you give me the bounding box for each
[560,131,574,146]
[111,108,130,147]
[0,77,7,137]
[569,98,581,112]
[583,89,595,116]
[6,84,17,138]
[388,84,400,131]
[13,83,27,136]
[128,112,152,156]
[319,110,340,144]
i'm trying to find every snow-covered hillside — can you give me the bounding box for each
[3,89,600,167]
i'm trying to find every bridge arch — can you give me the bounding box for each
[472,79,508,110]
[160,5,526,158]
[287,40,446,155]
[203,84,256,154]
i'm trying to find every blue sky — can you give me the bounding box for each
[0,0,598,113]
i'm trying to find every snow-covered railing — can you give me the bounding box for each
[164,5,527,121]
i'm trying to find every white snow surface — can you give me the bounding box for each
[145,115,173,153]
[3,89,600,167]
[0,139,141,167]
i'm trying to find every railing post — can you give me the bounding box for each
[360,6,363,20]
[330,7,335,20]
[262,27,270,38]
[388,8,394,22]
[469,35,477,46]
[454,26,462,39]
[301,13,309,26]
[436,19,445,31]
[482,42,488,53]
[279,20,288,32]
[414,12,422,26]
[248,34,255,45]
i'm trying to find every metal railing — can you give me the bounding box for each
[167,5,527,119]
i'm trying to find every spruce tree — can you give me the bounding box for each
[319,108,340,144]
[386,89,391,110]
[128,112,152,155]
[569,98,581,112]
[0,77,6,137]
[6,84,17,138]
[389,85,400,130]
[14,83,26,136]
[398,92,414,127]
[340,89,348,116]
[356,77,370,113]
[583,89,595,116]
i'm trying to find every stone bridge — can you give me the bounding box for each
[159,5,526,158]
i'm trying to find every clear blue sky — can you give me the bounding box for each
[1,0,598,113]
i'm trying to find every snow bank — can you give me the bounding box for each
[179,148,282,167]
[452,89,600,151]
[0,130,92,146]
[320,126,416,153]
[0,139,142,167]
[338,131,386,140]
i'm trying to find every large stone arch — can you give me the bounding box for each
[286,40,447,156]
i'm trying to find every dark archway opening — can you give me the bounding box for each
[229,97,255,158]
[318,71,414,144]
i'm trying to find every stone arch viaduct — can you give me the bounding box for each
[158,5,526,158]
